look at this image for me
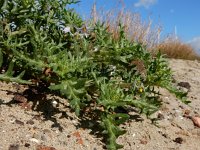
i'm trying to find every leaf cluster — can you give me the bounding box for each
[0,1,188,149]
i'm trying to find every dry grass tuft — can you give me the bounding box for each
[156,36,200,60]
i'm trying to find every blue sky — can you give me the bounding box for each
[70,0,200,52]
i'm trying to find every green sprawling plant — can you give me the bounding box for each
[0,0,189,149]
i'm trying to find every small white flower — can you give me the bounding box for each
[63,26,71,33]
[94,47,98,52]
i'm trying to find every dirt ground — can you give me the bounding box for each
[0,58,200,150]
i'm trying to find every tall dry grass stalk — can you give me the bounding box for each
[89,2,199,60]
[90,2,162,49]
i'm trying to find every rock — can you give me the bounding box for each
[191,116,200,127]
[173,137,184,144]
[52,100,58,107]
[29,138,40,144]
[15,119,24,126]
[177,82,191,90]
[13,94,27,103]
[24,143,31,148]
[140,139,148,145]
[157,111,165,120]
[183,109,191,116]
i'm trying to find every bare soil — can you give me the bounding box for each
[0,58,200,150]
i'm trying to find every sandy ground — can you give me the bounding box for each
[0,58,200,150]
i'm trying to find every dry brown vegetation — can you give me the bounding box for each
[89,2,200,60]
[90,2,161,48]
[156,36,200,60]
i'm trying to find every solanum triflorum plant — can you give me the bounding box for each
[0,0,189,149]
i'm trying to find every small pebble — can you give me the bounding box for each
[191,116,200,127]
[52,100,58,107]
[157,112,165,120]
[173,137,184,144]
[15,119,24,126]
[179,116,184,120]
[9,119,16,123]
[29,138,40,144]
[72,120,78,124]
[24,143,30,148]
[132,133,136,137]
